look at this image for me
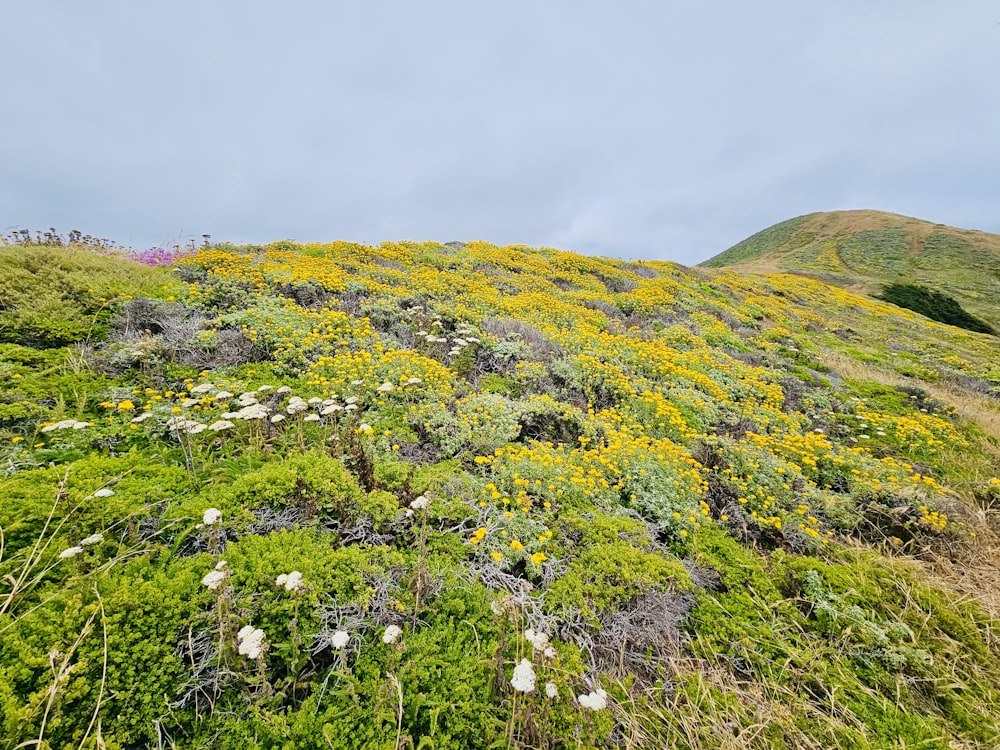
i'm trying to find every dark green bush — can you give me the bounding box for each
[877,283,995,335]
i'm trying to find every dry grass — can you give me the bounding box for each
[820,350,1000,444]
[821,349,1000,619]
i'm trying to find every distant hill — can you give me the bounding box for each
[702,210,1000,332]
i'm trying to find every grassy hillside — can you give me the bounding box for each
[2,237,1000,748]
[701,210,1000,333]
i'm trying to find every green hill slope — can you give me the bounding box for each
[702,210,1000,332]
[1,237,999,748]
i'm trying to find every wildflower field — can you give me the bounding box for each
[1,236,999,748]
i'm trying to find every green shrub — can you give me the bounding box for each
[878,283,995,335]
[0,246,173,347]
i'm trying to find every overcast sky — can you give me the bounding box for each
[2,2,998,264]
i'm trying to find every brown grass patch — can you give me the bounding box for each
[821,349,1000,619]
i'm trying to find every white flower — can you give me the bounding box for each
[524,629,549,652]
[237,625,267,659]
[182,398,200,408]
[215,391,234,400]
[545,681,558,699]
[80,533,104,546]
[93,488,114,498]
[237,393,259,406]
[287,398,309,414]
[320,405,343,416]
[131,412,154,423]
[329,630,350,649]
[308,397,323,405]
[270,414,285,424]
[377,382,393,392]
[257,385,275,392]
[203,508,223,525]
[382,625,402,644]
[235,404,269,420]
[42,419,92,432]
[322,397,338,405]
[577,688,608,711]
[543,645,557,659]
[344,396,359,405]
[208,420,235,432]
[202,569,227,590]
[275,571,304,591]
[276,385,293,394]
[406,377,422,385]
[344,404,359,411]
[59,546,83,559]
[166,416,204,433]
[190,383,215,394]
[409,495,430,510]
[303,414,321,422]
[358,423,373,433]
[510,659,536,693]
[350,380,363,386]
[214,560,227,570]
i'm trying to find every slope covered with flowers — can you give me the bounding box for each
[1,237,999,748]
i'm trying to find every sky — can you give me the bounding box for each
[2,2,999,264]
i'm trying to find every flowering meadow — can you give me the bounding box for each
[1,237,999,748]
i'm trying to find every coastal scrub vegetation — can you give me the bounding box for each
[1,233,999,748]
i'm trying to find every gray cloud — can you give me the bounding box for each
[2,1,998,263]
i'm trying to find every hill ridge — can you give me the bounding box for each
[702,210,1000,332]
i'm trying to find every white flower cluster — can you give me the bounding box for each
[80,533,104,546]
[524,629,557,659]
[329,630,350,649]
[382,624,402,644]
[275,571,304,592]
[416,322,480,358]
[167,416,206,434]
[201,560,229,590]
[203,508,222,525]
[510,658,536,693]
[286,396,309,414]
[93,488,114,498]
[59,546,83,559]
[40,419,91,433]
[508,631,564,699]
[409,495,430,510]
[577,688,608,711]
[222,404,269,421]
[237,625,267,659]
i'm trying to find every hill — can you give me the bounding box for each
[701,210,1000,333]
[1,237,1000,748]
